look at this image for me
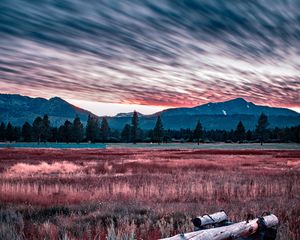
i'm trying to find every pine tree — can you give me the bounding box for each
[153,115,164,144]
[255,113,269,145]
[32,117,44,144]
[121,124,131,142]
[42,114,52,142]
[13,127,21,142]
[0,122,6,141]
[22,122,32,142]
[246,130,252,141]
[86,115,93,142]
[86,115,99,143]
[51,127,58,142]
[31,115,51,143]
[58,125,65,142]
[72,115,84,143]
[100,117,110,143]
[193,120,203,145]
[228,129,235,142]
[131,111,139,144]
[110,129,120,141]
[63,120,73,143]
[235,120,246,142]
[94,117,100,142]
[6,122,14,142]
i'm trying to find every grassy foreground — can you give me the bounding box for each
[0,147,299,239]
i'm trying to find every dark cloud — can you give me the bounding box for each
[0,0,299,109]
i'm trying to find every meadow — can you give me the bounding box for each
[0,145,299,239]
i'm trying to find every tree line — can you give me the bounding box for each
[0,112,299,144]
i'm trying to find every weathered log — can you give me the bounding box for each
[192,211,228,228]
[161,214,278,240]
[258,214,278,228]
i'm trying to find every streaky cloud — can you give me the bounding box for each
[0,0,299,109]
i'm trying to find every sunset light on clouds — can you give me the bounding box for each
[0,2,300,238]
[0,0,299,115]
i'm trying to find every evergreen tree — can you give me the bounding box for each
[121,124,131,142]
[94,118,100,141]
[86,115,99,143]
[164,129,172,143]
[235,121,246,142]
[153,115,164,144]
[272,127,281,140]
[32,117,44,144]
[147,129,154,142]
[51,127,58,142]
[292,125,300,143]
[139,128,145,142]
[100,117,110,142]
[58,125,65,142]
[0,122,6,141]
[246,130,252,141]
[131,111,139,144]
[193,120,203,145]
[6,122,14,142]
[228,130,235,142]
[72,115,84,143]
[62,120,73,143]
[110,129,120,142]
[255,113,269,145]
[223,131,228,142]
[86,115,93,142]
[42,114,52,142]
[22,122,32,142]
[13,127,21,142]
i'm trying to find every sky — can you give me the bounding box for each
[0,0,299,116]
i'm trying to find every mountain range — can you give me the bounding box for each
[0,94,299,130]
[0,94,94,127]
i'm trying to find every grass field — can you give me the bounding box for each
[0,146,299,239]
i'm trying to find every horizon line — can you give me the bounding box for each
[1,92,300,116]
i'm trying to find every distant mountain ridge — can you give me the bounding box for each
[0,94,94,126]
[157,98,298,117]
[109,98,299,130]
[0,94,299,130]
[115,112,144,118]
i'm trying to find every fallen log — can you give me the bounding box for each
[161,214,278,240]
[192,211,228,228]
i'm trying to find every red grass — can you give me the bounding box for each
[0,148,299,239]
